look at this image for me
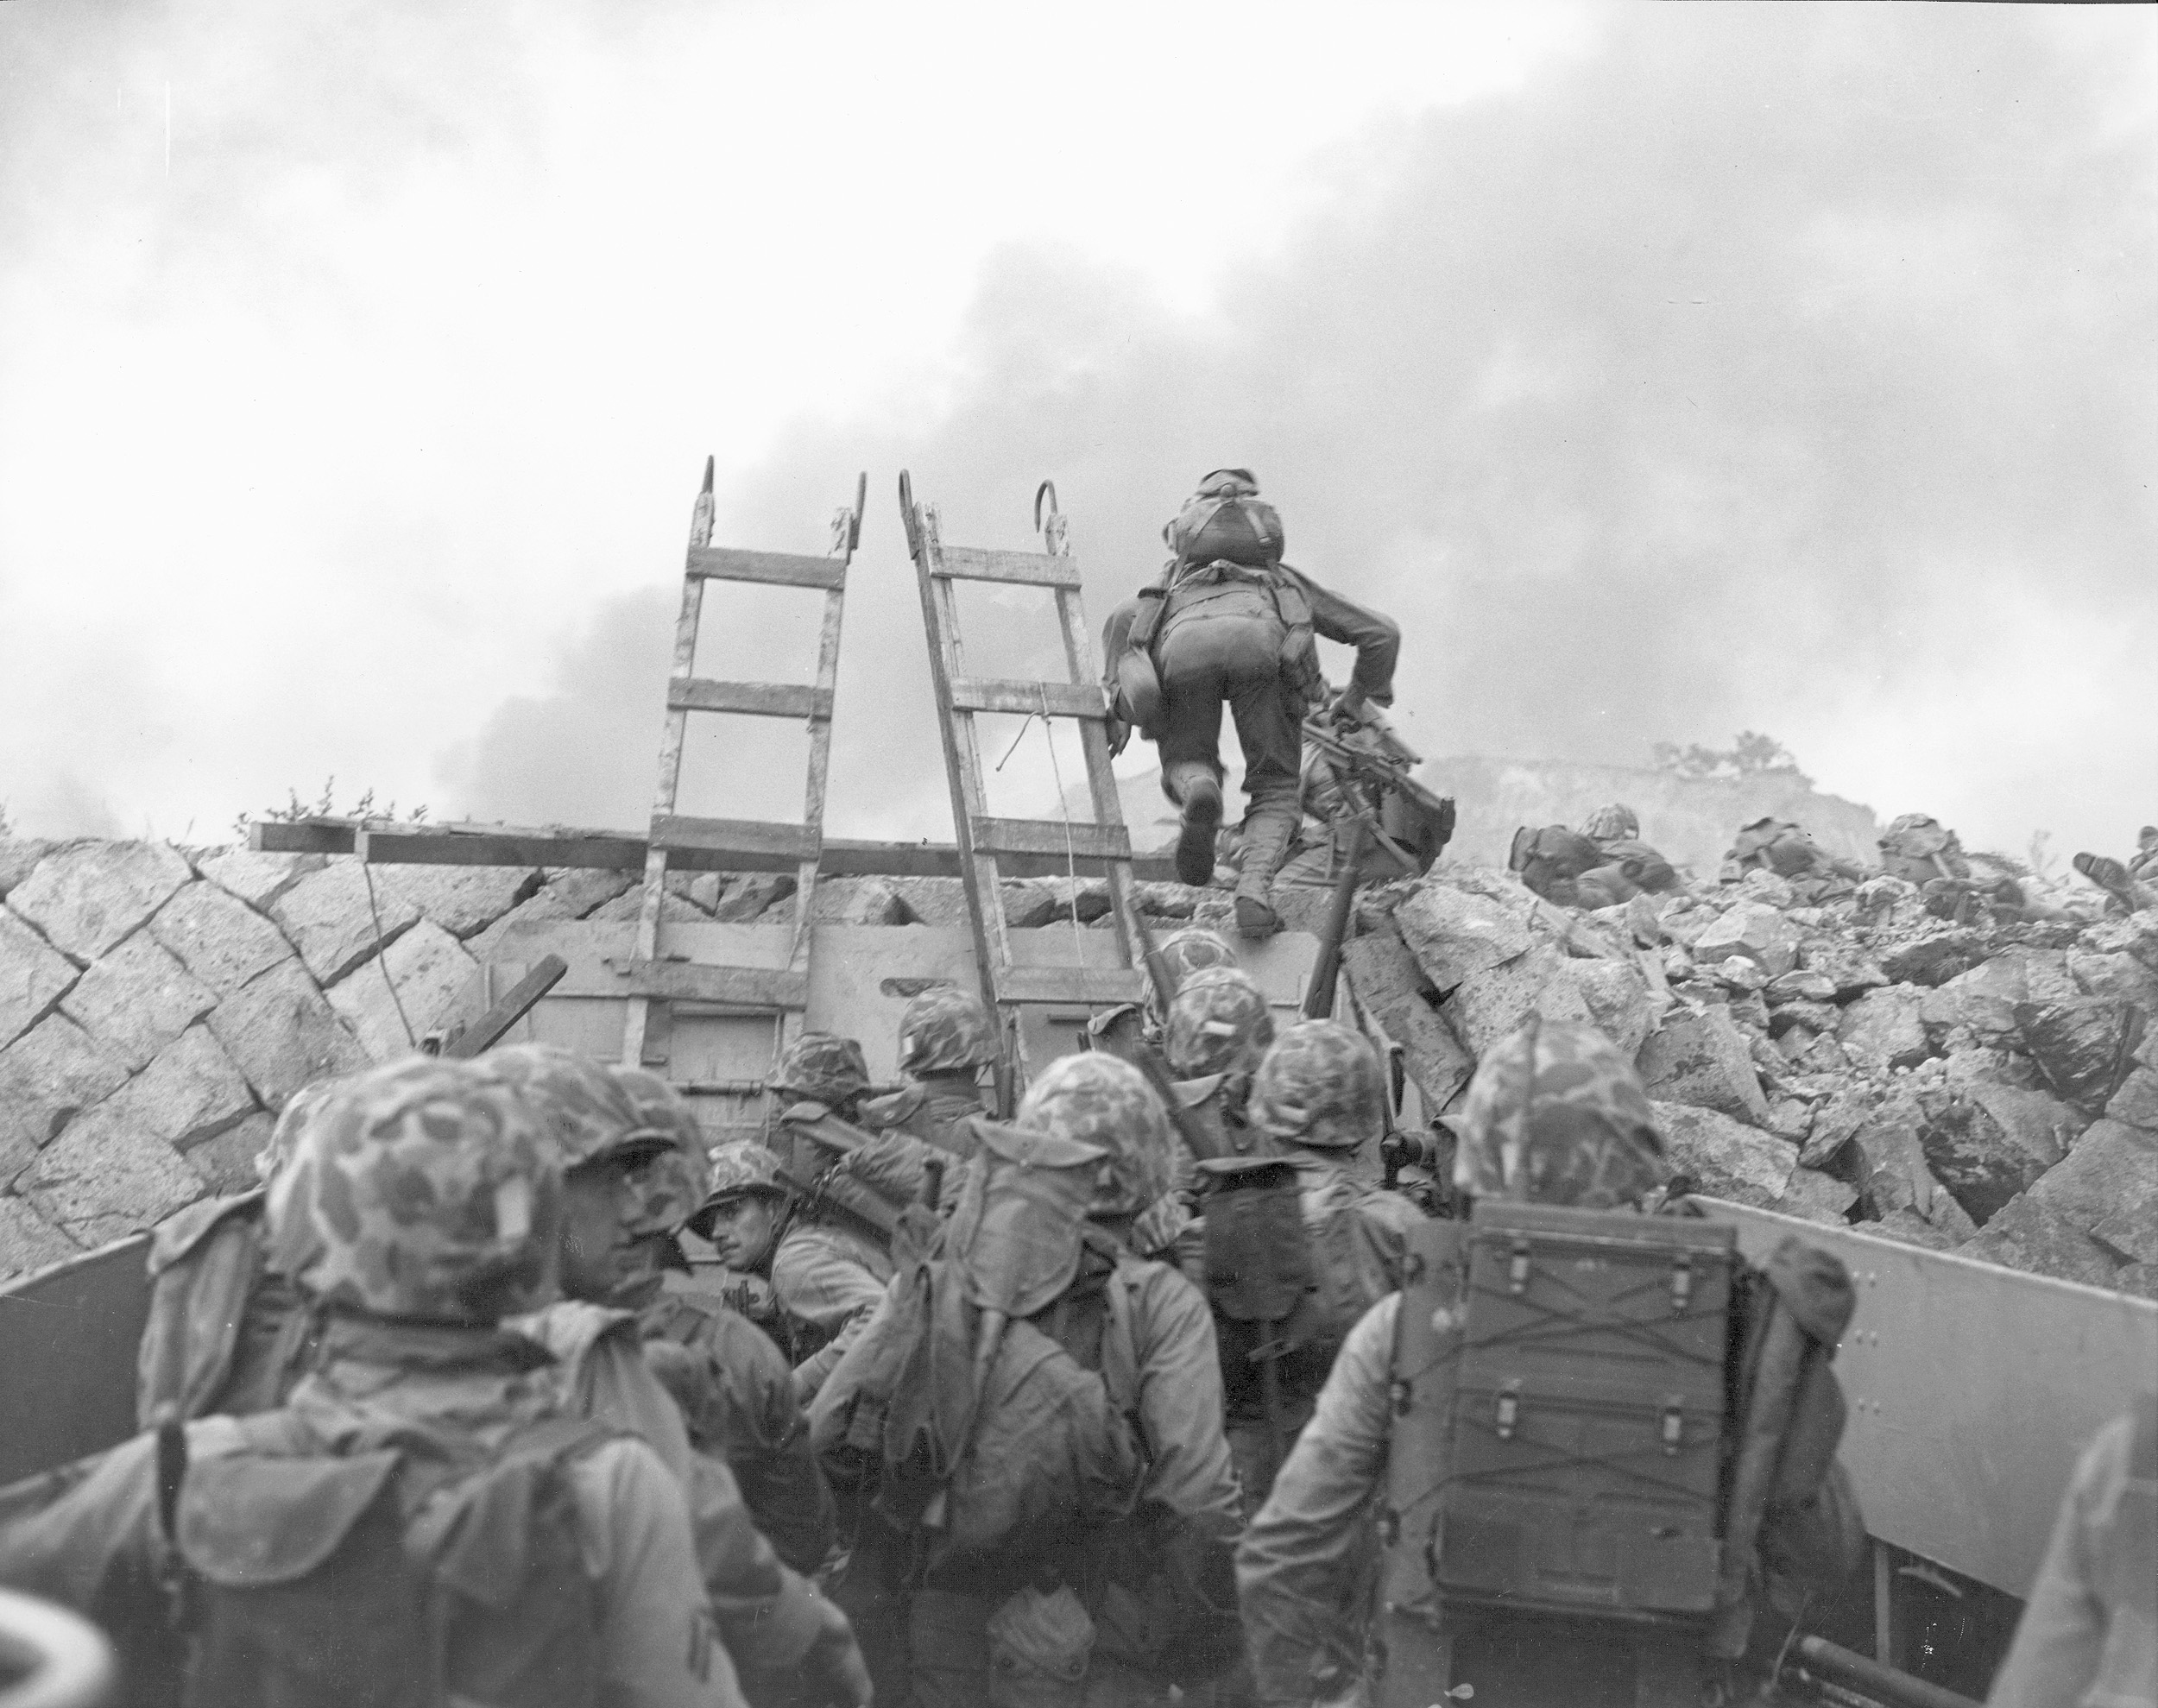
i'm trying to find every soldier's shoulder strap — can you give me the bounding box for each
[148,1188,267,1276]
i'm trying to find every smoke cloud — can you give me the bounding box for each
[484,4,2151,858]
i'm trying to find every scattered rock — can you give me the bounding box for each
[1653,1101,1795,1207]
[1638,1005,1770,1125]
[1766,1096,1816,1144]
[1958,1194,2121,1290]
[1396,883,1536,993]
[1565,957,1660,1061]
[1765,969,1838,1006]
[7,841,192,961]
[468,869,639,956]
[150,880,297,995]
[1131,882,1203,920]
[1341,930,1476,1115]
[1867,1207,1966,1252]
[1443,942,1598,1058]
[1919,959,2030,1048]
[1776,1166,1858,1225]
[2016,998,2144,1113]
[268,862,424,984]
[1801,1084,1876,1167]
[1959,1081,2085,1169]
[60,932,218,1072]
[1693,901,1799,978]
[0,1015,130,1182]
[197,848,326,911]
[880,877,970,929]
[813,878,913,926]
[1794,1033,1853,1075]
[1877,926,1989,987]
[1769,999,1839,1038]
[1847,1094,1972,1238]
[205,961,370,1112]
[2021,1119,2158,1240]
[1836,986,1932,1072]
[0,1195,79,1279]
[1916,1093,2051,1226]
[2068,949,2158,1012]
[1795,942,1888,999]
[2106,1067,2158,1131]
[0,905,79,1049]
[326,920,480,1061]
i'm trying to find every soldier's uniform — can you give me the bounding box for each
[491,1046,837,1583]
[133,1076,340,1428]
[1726,814,1860,903]
[1164,964,1279,1175]
[1237,1020,1865,1708]
[1194,1021,1425,1519]
[0,1056,743,1708]
[856,985,995,1157]
[1102,470,1400,937]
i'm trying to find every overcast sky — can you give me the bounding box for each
[2,2,2150,862]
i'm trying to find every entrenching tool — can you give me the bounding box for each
[899,472,1146,1109]
[621,459,866,1110]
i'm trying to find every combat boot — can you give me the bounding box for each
[1234,804,1297,939]
[1171,766,1224,888]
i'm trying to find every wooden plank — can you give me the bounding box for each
[623,961,810,1008]
[994,964,1147,1005]
[972,816,1132,861]
[931,544,1083,589]
[947,677,1106,719]
[686,545,847,590]
[666,678,832,720]
[442,955,568,1056]
[1702,1199,2158,1598]
[257,819,1177,879]
[650,815,818,860]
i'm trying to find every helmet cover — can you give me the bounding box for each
[1248,1020,1386,1150]
[1017,1052,1173,1219]
[898,986,997,1075]
[606,1065,712,1238]
[773,1032,872,1106]
[1164,965,1276,1081]
[1451,1016,1669,1210]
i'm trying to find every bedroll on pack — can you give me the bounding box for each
[1164,469,1284,570]
[1508,825,1607,904]
[1398,1201,1737,1621]
[165,1409,609,1708]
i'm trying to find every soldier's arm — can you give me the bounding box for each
[773,1238,892,1403]
[1127,1262,1244,1541]
[1280,566,1400,709]
[1238,1293,1400,1708]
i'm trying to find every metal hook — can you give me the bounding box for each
[830,470,867,557]
[1035,479,1069,556]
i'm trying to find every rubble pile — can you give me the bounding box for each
[1349,853,2158,1297]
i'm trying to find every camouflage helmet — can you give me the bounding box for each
[484,1043,643,1170]
[898,986,996,1075]
[1581,803,1640,842]
[1451,1016,1668,1211]
[1248,1020,1386,1150]
[773,1032,872,1106]
[1164,965,1275,1081]
[703,1138,788,1203]
[256,1074,345,1186]
[606,1065,712,1238]
[265,1056,561,1323]
[1143,925,1240,1031]
[1017,1052,1173,1219]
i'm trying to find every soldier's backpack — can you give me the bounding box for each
[1400,1201,1737,1621]
[1164,469,1284,570]
[161,1407,611,1708]
[1879,814,1969,885]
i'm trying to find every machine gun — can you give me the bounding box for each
[1300,699,1455,879]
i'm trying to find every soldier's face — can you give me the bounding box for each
[704,1194,778,1270]
[561,1157,640,1300]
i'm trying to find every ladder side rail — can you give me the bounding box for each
[902,475,1019,1107]
[789,577,848,976]
[623,464,718,1067]
[1049,578,1138,969]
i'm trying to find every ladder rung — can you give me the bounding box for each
[651,815,818,860]
[948,677,1106,719]
[687,545,847,590]
[933,545,1083,590]
[972,817,1132,861]
[624,961,810,1007]
[667,678,834,720]
[997,966,1147,1005]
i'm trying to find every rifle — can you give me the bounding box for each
[1301,702,1455,879]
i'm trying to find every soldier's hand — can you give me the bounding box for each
[1325,686,1366,726]
[802,1596,872,1707]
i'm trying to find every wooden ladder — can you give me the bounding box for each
[621,458,865,1075]
[898,472,1144,1108]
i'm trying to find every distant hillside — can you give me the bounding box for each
[1088,756,1880,877]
